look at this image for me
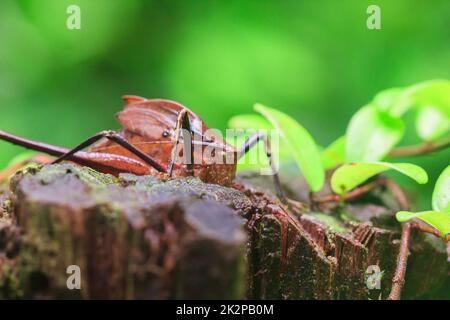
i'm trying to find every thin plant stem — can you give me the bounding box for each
[389,136,450,158]
[315,179,386,204]
[410,221,441,238]
[388,222,412,300]
[386,179,411,300]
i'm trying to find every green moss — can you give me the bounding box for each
[119,173,161,188]
[307,212,348,233]
[13,163,39,177]
[40,164,119,187]
[1,199,12,219]
[0,262,23,299]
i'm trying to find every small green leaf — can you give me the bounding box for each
[415,106,450,142]
[345,105,404,162]
[432,165,450,212]
[255,103,325,192]
[227,114,291,171]
[228,114,273,131]
[375,80,450,118]
[321,136,345,170]
[407,79,450,118]
[396,211,450,237]
[373,87,410,116]
[227,114,273,171]
[225,134,268,171]
[331,161,428,195]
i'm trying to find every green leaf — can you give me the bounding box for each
[254,103,325,192]
[373,87,410,116]
[345,105,404,162]
[331,161,428,195]
[227,114,273,171]
[228,114,273,131]
[415,106,450,142]
[226,136,261,171]
[396,211,450,237]
[407,79,450,118]
[321,136,345,170]
[227,114,291,171]
[432,165,450,212]
[373,80,450,118]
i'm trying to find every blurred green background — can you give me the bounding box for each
[0,0,449,208]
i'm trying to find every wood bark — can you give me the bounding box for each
[0,163,448,299]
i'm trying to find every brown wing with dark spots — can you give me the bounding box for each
[89,97,206,171]
[89,96,237,184]
[118,97,207,140]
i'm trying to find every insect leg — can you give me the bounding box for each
[238,132,287,203]
[52,130,165,172]
[167,110,194,176]
[0,130,69,156]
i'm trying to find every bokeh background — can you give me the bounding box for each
[0,0,449,208]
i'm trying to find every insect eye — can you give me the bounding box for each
[162,130,170,138]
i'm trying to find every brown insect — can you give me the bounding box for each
[0,96,285,201]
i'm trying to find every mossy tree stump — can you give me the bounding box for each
[0,163,448,299]
[1,164,248,299]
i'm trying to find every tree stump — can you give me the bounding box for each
[0,163,448,299]
[236,170,448,299]
[1,164,249,299]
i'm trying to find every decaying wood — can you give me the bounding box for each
[0,163,448,299]
[1,164,249,299]
[236,169,449,299]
